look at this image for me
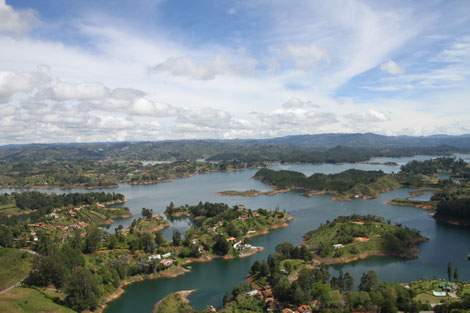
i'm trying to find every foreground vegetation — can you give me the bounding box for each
[0,201,292,312]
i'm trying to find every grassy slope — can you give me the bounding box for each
[153,290,196,313]
[303,218,424,261]
[0,248,34,291]
[0,287,75,313]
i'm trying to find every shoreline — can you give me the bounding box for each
[152,289,196,313]
[432,214,470,226]
[94,218,293,312]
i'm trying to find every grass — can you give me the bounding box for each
[0,287,75,313]
[0,248,34,291]
[153,290,196,313]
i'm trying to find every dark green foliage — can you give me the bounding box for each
[64,267,101,312]
[212,235,229,256]
[141,207,153,219]
[84,227,103,254]
[172,229,181,246]
[255,168,389,193]
[11,191,124,212]
[359,270,378,292]
[436,198,470,220]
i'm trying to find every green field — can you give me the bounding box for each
[0,287,75,313]
[0,248,34,292]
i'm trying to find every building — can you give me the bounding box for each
[333,244,344,249]
[233,241,251,251]
[148,254,161,260]
[298,305,312,313]
[162,252,171,258]
[160,259,173,267]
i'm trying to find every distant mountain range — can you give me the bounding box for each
[0,133,469,162]
[248,133,470,148]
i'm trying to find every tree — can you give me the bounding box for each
[64,267,101,312]
[212,235,229,256]
[223,291,231,305]
[84,227,102,253]
[154,231,165,245]
[454,268,459,281]
[359,270,378,292]
[172,229,181,246]
[0,227,13,248]
[141,208,153,219]
[250,260,261,275]
[448,262,452,281]
[343,272,354,292]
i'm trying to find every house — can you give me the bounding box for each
[247,230,256,234]
[162,252,171,258]
[233,241,251,251]
[48,213,58,219]
[159,259,173,267]
[191,234,199,239]
[215,221,224,227]
[333,244,344,249]
[152,214,162,219]
[227,237,236,243]
[240,215,249,220]
[247,290,259,296]
[148,254,161,260]
[282,309,294,313]
[253,212,260,217]
[298,305,312,313]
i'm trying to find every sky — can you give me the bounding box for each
[0,0,469,145]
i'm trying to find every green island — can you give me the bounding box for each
[0,201,292,312]
[252,168,402,201]
[153,290,196,313]
[302,215,428,265]
[233,158,470,207]
[154,215,470,313]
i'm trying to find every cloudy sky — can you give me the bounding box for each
[0,0,469,144]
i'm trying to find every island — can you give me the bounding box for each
[253,168,401,201]
[302,215,428,264]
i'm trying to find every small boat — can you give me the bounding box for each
[467,254,470,261]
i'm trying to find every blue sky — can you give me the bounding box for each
[0,0,469,144]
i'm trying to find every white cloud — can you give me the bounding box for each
[282,97,319,109]
[0,0,37,34]
[0,65,51,102]
[43,82,109,101]
[285,44,330,70]
[150,54,258,80]
[345,109,390,123]
[380,60,404,75]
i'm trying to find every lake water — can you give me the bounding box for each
[2,154,470,313]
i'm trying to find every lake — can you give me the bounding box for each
[2,154,469,313]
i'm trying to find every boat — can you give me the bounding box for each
[467,254,470,261]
